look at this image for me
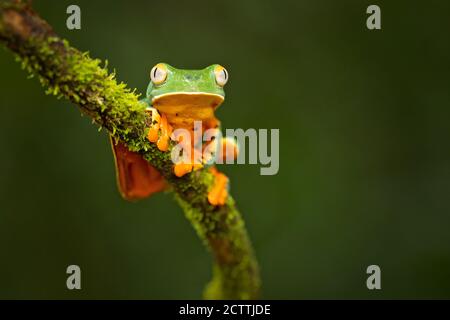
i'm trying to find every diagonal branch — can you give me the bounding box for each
[0,0,260,299]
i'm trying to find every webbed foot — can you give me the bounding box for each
[146,107,172,152]
[173,162,203,177]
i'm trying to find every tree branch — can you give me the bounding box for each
[0,0,260,299]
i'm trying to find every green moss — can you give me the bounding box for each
[15,35,148,152]
[175,189,260,299]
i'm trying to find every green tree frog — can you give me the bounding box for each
[111,63,238,206]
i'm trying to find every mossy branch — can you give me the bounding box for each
[0,0,260,299]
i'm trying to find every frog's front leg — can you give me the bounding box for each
[146,107,172,152]
[146,107,203,177]
[173,141,203,177]
[202,137,239,164]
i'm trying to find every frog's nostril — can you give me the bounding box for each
[184,74,200,81]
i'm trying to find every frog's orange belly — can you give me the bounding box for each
[156,105,215,129]
[152,93,223,129]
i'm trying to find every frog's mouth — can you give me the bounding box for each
[152,92,224,110]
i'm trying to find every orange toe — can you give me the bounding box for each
[148,126,159,143]
[157,135,170,151]
[174,163,193,177]
[147,108,161,143]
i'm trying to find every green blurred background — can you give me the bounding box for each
[1,0,449,299]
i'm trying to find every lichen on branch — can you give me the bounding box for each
[0,0,260,299]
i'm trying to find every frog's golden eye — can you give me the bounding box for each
[214,65,228,87]
[150,64,167,85]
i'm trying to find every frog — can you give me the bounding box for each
[110,63,238,206]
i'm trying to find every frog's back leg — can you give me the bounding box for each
[110,136,166,201]
[202,118,236,206]
[207,166,229,206]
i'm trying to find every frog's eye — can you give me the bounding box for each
[214,65,228,87]
[150,64,167,85]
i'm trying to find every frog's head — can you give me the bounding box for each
[146,63,228,113]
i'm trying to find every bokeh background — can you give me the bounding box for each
[1,0,449,299]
